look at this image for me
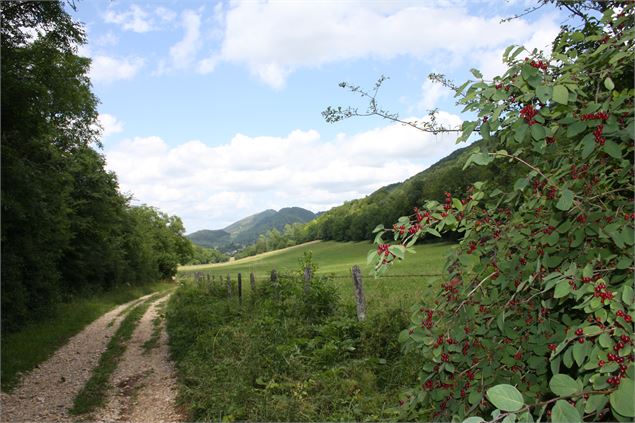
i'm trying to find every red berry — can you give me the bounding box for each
[599,360,605,367]
[575,328,584,336]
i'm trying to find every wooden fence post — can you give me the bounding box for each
[226,273,232,298]
[303,266,313,295]
[250,272,256,295]
[270,269,278,283]
[351,265,366,321]
[207,274,210,283]
[238,273,242,305]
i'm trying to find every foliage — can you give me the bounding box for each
[167,271,420,421]
[0,1,192,332]
[187,244,229,265]
[363,4,634,421]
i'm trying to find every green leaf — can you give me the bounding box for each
[552,400,581,423]
[536,85,551,103]
[580,133,595,159]
[553,85,569,104]
[556,189,574,211]
[573,341,590,367]
[514,178,528,191]
[585,394,608,414]
[604,77,615,91]
[550,374,580,396]
[366,249,378,265]
[623,285,633,305]
[471,152,494,166]
[502,414,517,423]
[583,326,603,336]
[530,124,546,141]
[486,384,524,412]
[463,417,485,423]
[610,378,635,417]
[372,224,384,233]
[426,227,441,238]
[567,121,586,137]
[470,68,483,79]
[603,140,622,159]
[388,245,405,259]
[554,280,570,298]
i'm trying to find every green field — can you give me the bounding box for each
[179,240,454,315]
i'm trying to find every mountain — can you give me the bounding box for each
[188,207,317,251]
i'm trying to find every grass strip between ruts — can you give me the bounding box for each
[69,292,166,415]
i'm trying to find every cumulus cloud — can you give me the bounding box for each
[98,113,124,137]
[90,55,144,83]
[197,2,561,88]
[105,113,464,232]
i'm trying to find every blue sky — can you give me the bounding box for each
[69,0,566,233]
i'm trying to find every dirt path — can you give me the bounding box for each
[91,296,185,423]
[0,293,152,422]
[0,292,185,423]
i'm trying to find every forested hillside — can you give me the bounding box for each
[232,140,521,259]
[1,3,192,332]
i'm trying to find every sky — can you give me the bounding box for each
[68,0,567,233]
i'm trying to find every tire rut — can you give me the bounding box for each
[0,292,157,422]
[91,294,185,423]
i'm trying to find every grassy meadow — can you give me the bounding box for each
[178,240,454,316]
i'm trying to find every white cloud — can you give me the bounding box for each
[198,2,560,88]
[90,55,144,83]
[98,113,124,137]
[476,15,560,79]
[105,113,465,232]
[417,78,452,113]
[155,6,177,23]
[95,32,119,47]
[104,5,153,33]
[169,10,202,69]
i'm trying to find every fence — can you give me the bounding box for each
[186,267,443,322]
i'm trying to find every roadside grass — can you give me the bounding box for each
[166,275,424,421]
[179,240,454,316]
[1,281,173,393]
[70,291,167,415]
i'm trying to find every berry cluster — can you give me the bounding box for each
[580,111,609,121]
[593,124,606,145]
[529,59,548,70]
[519,104,538,126]
[592,283,614,303]
[443,192,452,211]
[616,310,633,323]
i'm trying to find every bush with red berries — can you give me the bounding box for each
[369,6,634,422]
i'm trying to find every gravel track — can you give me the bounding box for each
[0,293,157,422]
[91,295,185,423]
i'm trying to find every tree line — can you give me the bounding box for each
[1,2,192,332]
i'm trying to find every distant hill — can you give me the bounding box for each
[188,207,317,252]
[303,139,518,242]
